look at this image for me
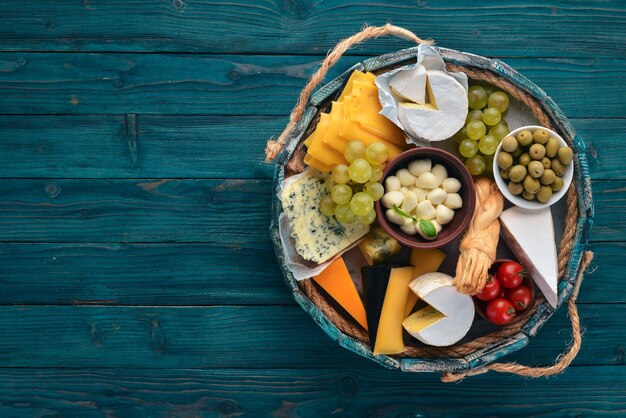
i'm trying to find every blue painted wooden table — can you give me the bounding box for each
[0,1,624,416]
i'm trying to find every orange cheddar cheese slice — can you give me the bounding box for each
[306,114,348,166]
[313,257,368,330]
[404,248,447,316]
[303,154,334,173]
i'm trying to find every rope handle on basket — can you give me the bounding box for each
[441,251,595,383]
[264,24,433,163]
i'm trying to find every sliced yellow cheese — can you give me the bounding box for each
[405,248,446,316]
[373,266,415,355]
[306,114,348,166]
[303,154,334,173]
[335,114,405,158]
[338,71,376,102]
[402,305,446,335]
[344,89,406,146]
[313,258,368,330]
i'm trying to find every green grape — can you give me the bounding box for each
[369,164,384,182]
[488,91,510,113]
[319,195,336,217]
[344,140,366,163]
[325,177,336,193]
[466,109,483,123]
[335,203,356,224]
[451,126,467,144]
[466,154,486,176]
[364,181,384,201]
[468,85,488,110]
[489,121,509,141]
[365,142,389,166]
[332,164,350,184]
[459,139,479,158]
[478,135,498,155]
[331,184,352,205]
[356,209,376,225]
[482,108,502,126]
[483,155,494,177]
[466,120,487,140]
[348,158,372,184]
[350,192,374,217]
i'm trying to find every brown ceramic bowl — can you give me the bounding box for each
[374,147,476,249]
[473,259,537,322]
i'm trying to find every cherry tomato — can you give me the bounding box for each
[486,298,517,325]
[505,285,533,311]
[475,274,501,301]
[496,261,527,289]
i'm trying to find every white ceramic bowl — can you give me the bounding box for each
[493,125,574,210]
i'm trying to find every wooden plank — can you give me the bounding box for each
[0,241,611,306]
[0,304,621,369]
[0,366,625,416]
[0,178,618,243]
[0,115,617,180]
[0,53,623,117]
[0,0,624,58]
[0,178,270,243]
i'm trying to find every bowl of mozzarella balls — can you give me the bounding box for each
[375,147,476,249]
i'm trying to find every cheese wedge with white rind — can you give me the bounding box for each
[389,65,427,105]
[499,206,558,308]
[397,70,468,142]
[403,272,474,346]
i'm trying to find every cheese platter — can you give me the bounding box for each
[266,25,594,380]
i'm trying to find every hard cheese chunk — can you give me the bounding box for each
[405,248,446,316]
[363,265,415,355]
[358,226,402,265]
[500,206,558,308]
[402,305,445,335]
[281,169,369,263]
[403,272,474,346]
[313,257,368,330]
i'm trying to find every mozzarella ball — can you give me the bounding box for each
[427,188,447,205]
[381,191,404,209]
[385,208,405,225]
[444,193,463,209]
[397,169,416,186]
[436,204,455,225]
[400,186,409,194]
[401,191,418,214]
[431,164,448,186]
[401,219,418,235]
[408,159,432,176]
[442,177,462,193]
[385,176,401,192]
[412,187,428,202]
[417,200,436,220]
[415,172,439,189]
[416,219,441,241]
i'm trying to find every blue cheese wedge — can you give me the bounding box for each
[281,169,369,263]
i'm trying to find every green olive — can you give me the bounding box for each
[537,186,553,203]
[508,181,524,195]
[545,137,560,158]
[551,176,564,192]
[541,157,551,169]
[528,161,544,178]
[540,169,556,185]
[533,129,550,144]
[497,152,513,170]
[551,158,566,176]
[522,190,536,201]
[523,175,541,194]
[518,153,531,167]
[529,143,546,160]
[509,165,527,183]
[499,168,510,180]
[502,136,518,153]
[558,146,574,165]
[517,130,533,146]
[512,147,523,158]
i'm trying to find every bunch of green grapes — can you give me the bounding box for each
[319,141,388,225]
[453,85,511,176]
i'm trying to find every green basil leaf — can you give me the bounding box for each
[393,205,416,222]
[419,219,437,238]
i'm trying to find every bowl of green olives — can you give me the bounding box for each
[493,125,574,210]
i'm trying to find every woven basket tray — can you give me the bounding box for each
[268,34,594,377]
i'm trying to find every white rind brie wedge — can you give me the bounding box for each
[397,70,468,143]
[403,272,474,346]
[389,64,427,104]
[500,207,559,308]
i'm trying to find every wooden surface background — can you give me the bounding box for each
[0,1,624,416]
